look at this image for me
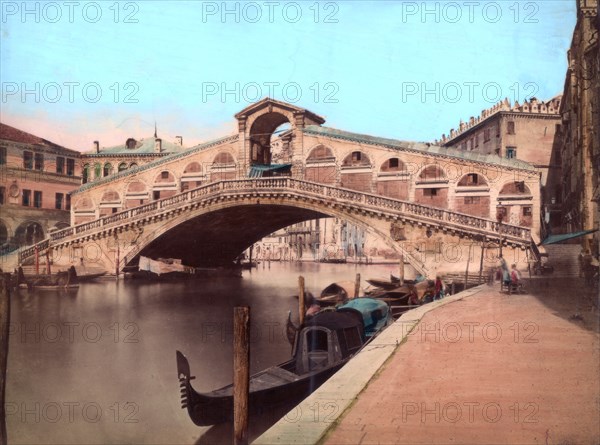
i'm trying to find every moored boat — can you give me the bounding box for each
[177,298,392,426]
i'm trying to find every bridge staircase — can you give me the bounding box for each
[543,244,582,278]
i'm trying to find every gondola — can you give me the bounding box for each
[176,298,391,426]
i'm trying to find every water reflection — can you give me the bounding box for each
[6,262,395,444]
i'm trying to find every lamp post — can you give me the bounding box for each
[496,206,505,257]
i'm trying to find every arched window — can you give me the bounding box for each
[380,158,406,172]
[118,162,128,172]
[94,163,102,179]
[418,165,446,182]
[129,162,138,169]
[342,151,370,167]
[103,163,113,177]
[82,164,90,184]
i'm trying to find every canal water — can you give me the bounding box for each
[6,262,398,444]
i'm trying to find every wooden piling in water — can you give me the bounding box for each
[398,255,405,286]
[354,273,361,298]
[233,306,250,445]
[1,274,11,445]
[298,276,305,326]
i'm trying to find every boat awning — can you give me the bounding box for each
[539,229,599,245]
[248,163,292,178]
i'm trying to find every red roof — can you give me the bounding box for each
[0,122,77,153]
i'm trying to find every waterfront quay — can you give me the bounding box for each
[255,277,600,445]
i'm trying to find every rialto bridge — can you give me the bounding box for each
[17,98,541,277]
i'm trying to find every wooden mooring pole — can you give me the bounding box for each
[354,273,361,299]
[464,244,472,290]
[478,238,486,285]
[398,254,405,286]
[233,306,250,445]
[298,276,305,326]
[1,274,11,445]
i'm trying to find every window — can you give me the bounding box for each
[424,188,438,197]
[389,158,399,168]
[118,162,127,172]
[56,157,65,174]
[161,171,169,180]
[523,206,532,216]
[66,194,71,210]
[464,196,481,204]
[506,147,517,159]
[23,151,33,169]
[34,191,42,208]
[507,121,515,135]
[153,191,161,200]
[22,189,31,206]
[0,147,6,165]
[496,124,500,137]
[351,151,362,162]
[484,129,490,142]
[82,164,89,184]
[34,153,44,170]
[94,163,101,179]
[66,158,75,176]
[55,193,64,210]
[0,186,5,205]
[475,134,479,147]
[467,173,479,185]
[103,163,112,177]
[129,163,138,169]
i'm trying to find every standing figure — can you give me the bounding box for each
[434,276,444,300]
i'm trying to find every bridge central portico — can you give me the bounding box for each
[18,98,541,276]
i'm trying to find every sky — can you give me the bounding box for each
[1,1,576,151]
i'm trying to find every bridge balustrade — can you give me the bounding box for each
[18,178,532,265]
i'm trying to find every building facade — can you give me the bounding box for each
[437,96,562,238]
[555,0,599,253]
[0,123,81,252]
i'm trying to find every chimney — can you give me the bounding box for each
[93,141,99,153]
[175,136,183,146]
[155,138,162,153]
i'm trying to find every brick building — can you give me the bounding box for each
[80,131,187,184]
[437,96,562,238]
[0,123,81,252]
[554,0,599,253]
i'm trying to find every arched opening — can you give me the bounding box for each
[249,112,290,166]
[99,190,121,217]
[125,181,148,208]
[181,162,204,191]
[15,221,44,246]
[341,151,372,192]
[94,163,102,180]
[377,157,409,199]
[498,181,533,227]
[82,164,90,184]
[129,162,138,169]
[118,162,128,173]
[152,171,177,200]
[73,197,96,224]
[0,219,8,246]
[103,163,113,177]
[415,165,449,208]
[211,152,237,182]
[454,173,491,217]
[305,145,336,185]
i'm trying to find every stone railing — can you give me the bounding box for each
[19,178,532,263]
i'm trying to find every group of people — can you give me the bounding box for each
[496,256,522,292]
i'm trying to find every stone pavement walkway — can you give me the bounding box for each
[255,279,599,445]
